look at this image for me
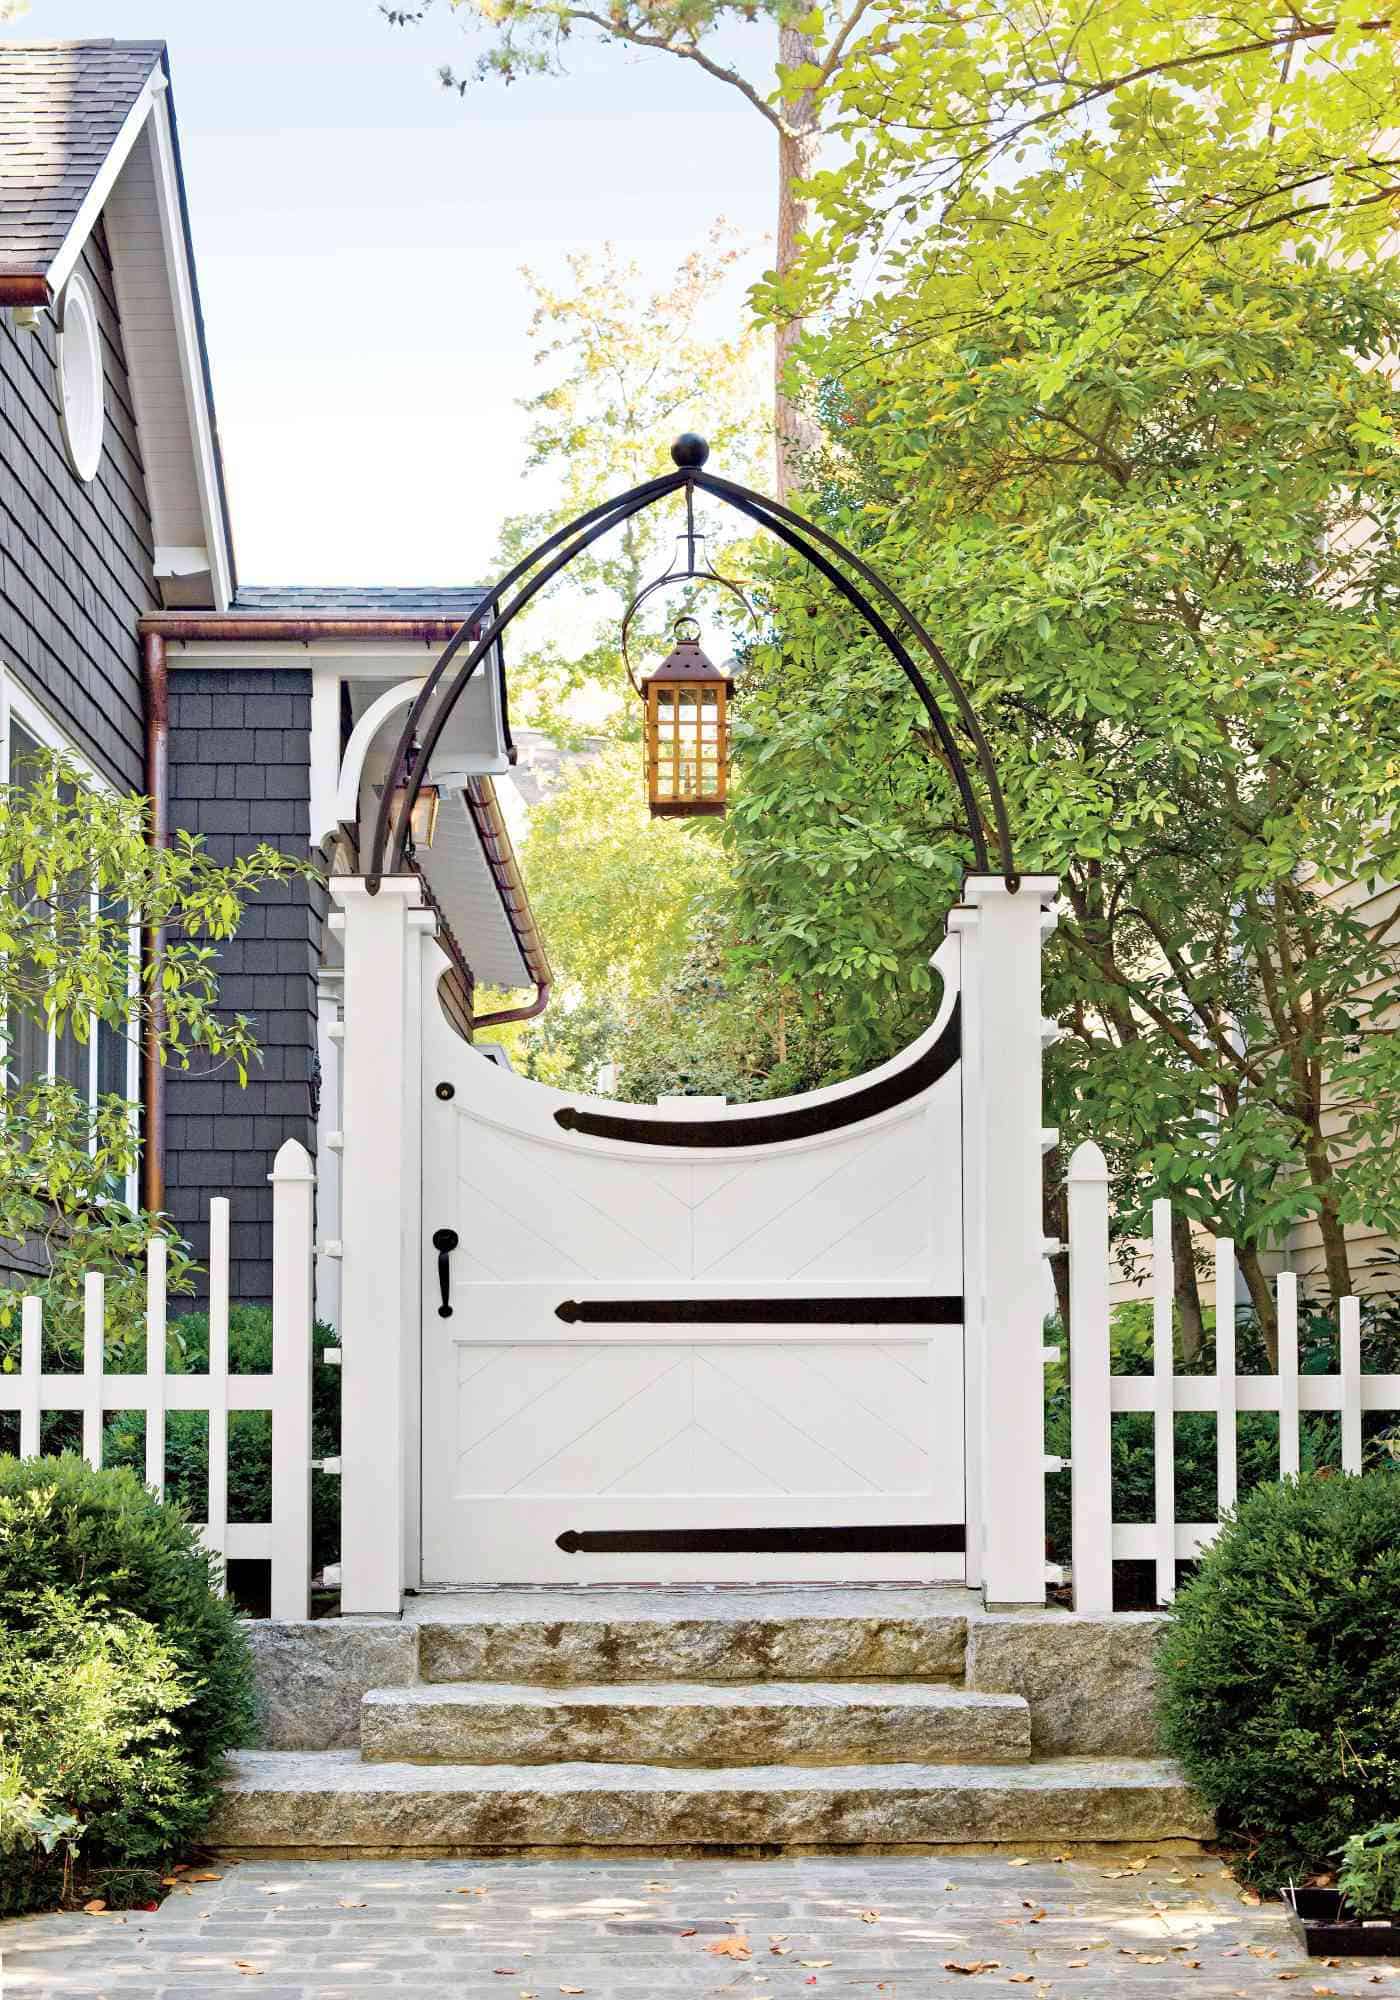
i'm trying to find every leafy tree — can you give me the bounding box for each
[384,0,879,489]
[729,239,1400,1346]
[0,749,309,1356]
[774,0,1400,346]
[492,234,767,741]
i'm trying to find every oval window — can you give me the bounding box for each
[57,275,105,483]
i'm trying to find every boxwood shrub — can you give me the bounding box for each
[1157,1472,1400,1887]
[0,1454,256,1911]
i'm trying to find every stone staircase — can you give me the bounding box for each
[213,1588,1211,1855]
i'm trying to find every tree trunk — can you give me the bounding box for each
[1312,1188,1355,1314]
[1171,1207,1205,1365]
[775,26,822,500]
[1236,1243,1280,1369]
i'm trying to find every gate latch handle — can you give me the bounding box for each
[432,1228,459,1318]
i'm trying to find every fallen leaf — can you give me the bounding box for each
[1240,1889,1263,1906]
[705,1938,752,1960]
[943,1881,958,1891]
[679,1927,697,1937]
[188,1870,223,1882]
[1008,1857,1032,1867]
[1135,1955,1168,1965]
[83,1900,106,1914]
[560,1988,586,1995]
[160,1875,179,1886]
[1068,1964,1087,1971]
[861,1909,879,1923]
[800,1961,833,1969]
[769,1933,789,1942]
[945,1963,1000,1976]
[1010,1977,1036,1986]
[493,1971,520,1977]
[336,1898,367,1909]
[770,1944,791,1956]
[232,1964,264,1979]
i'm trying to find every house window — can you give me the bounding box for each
[2,697,137,1192]
[56,274,106,484]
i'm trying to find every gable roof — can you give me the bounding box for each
[0,39,236,607]
[0,40,163,287]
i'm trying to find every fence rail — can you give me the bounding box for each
[1066,1138,1400,1614]
[0,1138,316,1619]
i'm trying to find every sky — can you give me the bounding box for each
[2,0,775,586]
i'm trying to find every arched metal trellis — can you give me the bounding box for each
[364,434,1016,892]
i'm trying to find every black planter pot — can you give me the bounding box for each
[1284,1886,1400,1956]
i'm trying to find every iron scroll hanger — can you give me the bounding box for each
[364,434,1016,890]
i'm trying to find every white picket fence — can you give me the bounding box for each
[1066,1139,1400,1613]
[0,1137,317,1619]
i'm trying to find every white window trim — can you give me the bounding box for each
[0,667,140,1203]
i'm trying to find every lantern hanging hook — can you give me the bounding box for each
[620,501,759,697]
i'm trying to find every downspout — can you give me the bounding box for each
[141,630,169,1214]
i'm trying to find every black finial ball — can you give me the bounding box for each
[671,432,710,469]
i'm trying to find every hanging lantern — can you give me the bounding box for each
[640,616,729,817]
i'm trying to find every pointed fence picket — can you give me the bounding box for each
[1066,1138,1400,1611]
[0,1138,316,1618]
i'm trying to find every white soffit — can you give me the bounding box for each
[91,97,233,608]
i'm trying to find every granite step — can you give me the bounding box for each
[210,1750,1212,1853]
[410,1588,970,1685]
[359,1680,1032,1767]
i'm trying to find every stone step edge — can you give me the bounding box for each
[361,1681,1031,1711]
[210,1750,1213,1851]
[358,1681,1032,1769]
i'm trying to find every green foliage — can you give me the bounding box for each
[0,1593,193,1913]
[0,1458,255,1912]
[776,0,1400,344]
[488,238,766,743]
[0,747,314,1348]
[732,243,1400,1309]
[1337,1822,1400,1920]
[0,1455,256,1780]
[1156,1474,1400,1888]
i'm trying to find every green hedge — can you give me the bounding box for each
[1157,1473,1400,1888]
[0,1455,255,1913]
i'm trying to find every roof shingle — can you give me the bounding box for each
[234,586,494,618]
[0,40,164,278]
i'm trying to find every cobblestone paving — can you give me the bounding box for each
[1,1852,1393,1999]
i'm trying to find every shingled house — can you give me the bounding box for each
[0,40,548,1312]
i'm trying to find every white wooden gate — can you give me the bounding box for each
[331,873,1057,1614]
[418,962,967,1584]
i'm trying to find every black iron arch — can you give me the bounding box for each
[364,435,1015,890]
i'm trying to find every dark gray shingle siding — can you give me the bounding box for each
[165,668,323,1306]
[0,221,153,788]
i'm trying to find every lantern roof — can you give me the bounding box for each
[643,628,730,686]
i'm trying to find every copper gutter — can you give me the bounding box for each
[142,631,169,1213]
[140,614,473,645]
[464,777,553,1027]
[0,275,52,308]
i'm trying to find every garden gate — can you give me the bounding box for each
[329,872,1058,1614]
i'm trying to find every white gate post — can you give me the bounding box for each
[270,1138,316,1621]
[1068,1140,1112,1614]
[957,873,1058,1608]
[333,874,425,1618]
